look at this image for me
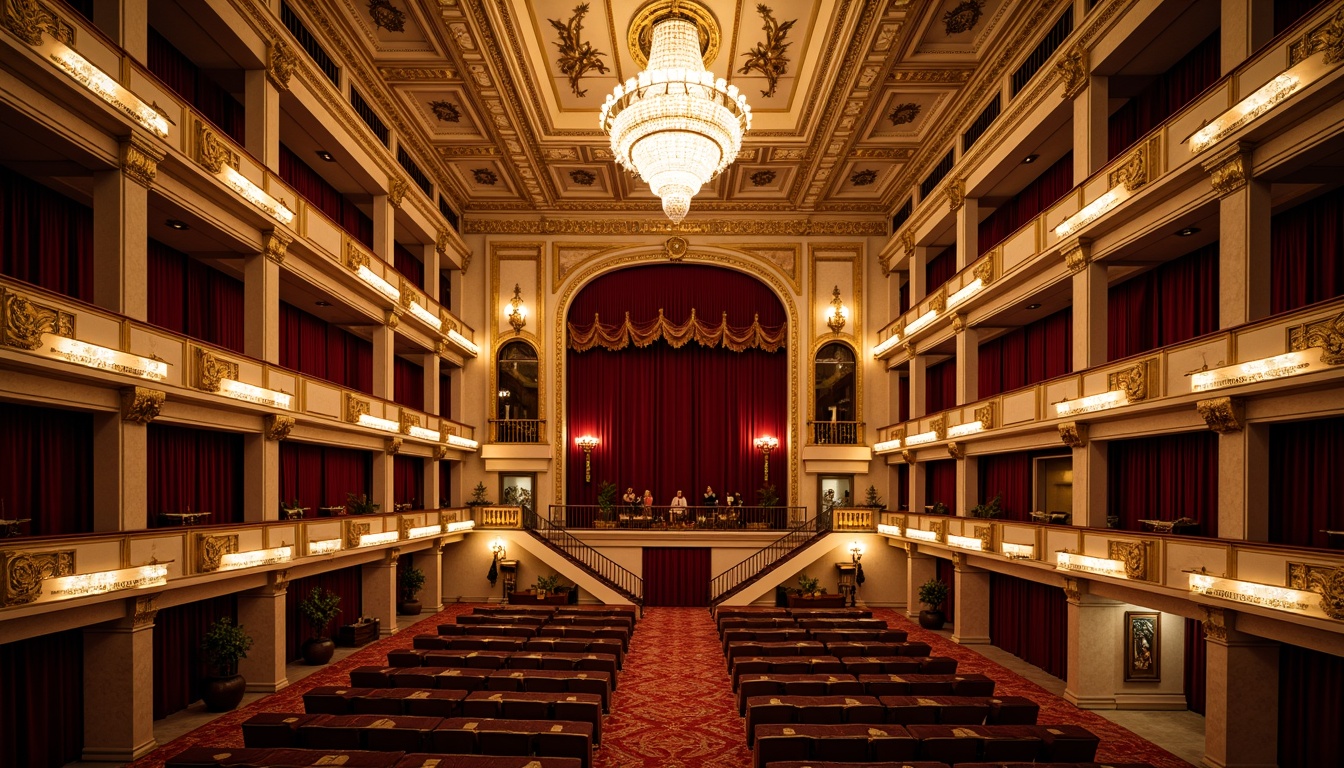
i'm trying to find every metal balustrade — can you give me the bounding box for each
[709,511,833,607]
[809,420,863,444]
[490,419,546,443]
[524,509,643,607]
[547,505,807,530]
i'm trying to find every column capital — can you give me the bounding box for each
[266,38,298,91]
[262,229,293,264]
[1201,141,1254,198]
[120,387,165,424]
[1062,237,1093,273]
[1197,396,1244,433]
[132,595,158,628]
[1056,44,1089,99]
[950,312,967,333]
[120,134,165,189]
[1062,576,1085,603]
[265,414,296,440]
[1059,421,1087,447]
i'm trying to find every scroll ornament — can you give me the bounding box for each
[568,308,785,353]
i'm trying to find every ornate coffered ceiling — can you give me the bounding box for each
[314,0,1039,220]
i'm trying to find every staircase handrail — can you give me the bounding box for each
[527,508,643,604]
[708,509,833,605]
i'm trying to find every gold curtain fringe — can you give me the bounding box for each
[568,308,787,353]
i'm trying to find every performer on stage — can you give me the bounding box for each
[669,490,688,522]
[623,487,638,508]
[642,489,654,517]
[703,486,718,506]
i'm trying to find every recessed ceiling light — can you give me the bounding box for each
[1026,303,1042,310]
[1023,154,1039,164]
[315,300,332,307]
[316,150,335,162]
[1176,226,1200,237]
[166,219,189,230]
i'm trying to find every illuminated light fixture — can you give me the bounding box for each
[447,329,479,356]
[1055,550,1128,579]
[1054,389,1129,418]
[599,10,751,223]
[905,528,938,542]
[1001,542,1035,559]
[217,379,293,409]
[166,219,189,230]
[309,538,342,555]
[905,430,937,446]
[506,284,527,335]
[446,433,479,450]
[575,435,600,482]
[445,520,476,534]
[42,563,169,602]
[904,309,938,337]
[316,150,336,162]
[220,165,295,225]
[876,523,902,536]
[947,534,984,551]
[946,420,983,439]
[872,333,902,357]
[1054,186,1126,238]
[489,537,508,559]
[406,524,444,540]
[1190,350,1326,393]
[1187,571,1329,620]
[826,286,849,333]
[848,541,864,562]
[1022,154,1039,164]
[219,546,292,571]
[407,425,442,442]
[357,413,400,433]
[945,279,984,311]
[355,264,400,304]
[359,531,400,547]
[48,43,169,138]
[873,437,903,453]
[1176,227,1200,237]
[1189,73,1302,154]
[46,336,168,380]
[408,301,443,331]
[754,435,779,483]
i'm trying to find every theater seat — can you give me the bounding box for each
[264,749,404,767]
[536,727,593,768]
[1036,723,1100,761]
[478,729,534,756]
[753,726,810,768]
[164,746,276,767]
[810,732,868,761]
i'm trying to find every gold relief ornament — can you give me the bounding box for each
[1,287,74,350]
[462,218,887,237]
[399,411,422,434]
[1107,540,1149,580]
[930,415,947,441]
[266,38,297,90]
[664,236,688,261]
[627,0,719,69]
[1287,310,1344,364]
[947,441,965,460]
[950,313,966,333]
[951,551,966,569]
[344,520,371,549]
[1288,6,1344,66]
[1,0,74,46]
[901,449,916,465]
[548,3,609,97]
[386,437,403,455]
[344,240,371,273]
[507,284,527,334]
[929,286,947,314]
[1058,421,1087,447]
[389,175,408,209]
[1108,359,1152,401]
[264,569,290,596]
[826,286,847,334]
[1288,562,1344,621]
[132,595,159,627]
[1,550,76,606]
[1197,397,1243,433]
[1202,144,1251,198]
[903,341,917,358]
[367,0,406,32]
[120,135,164,189]
[738,4,797,98]
[974,525,993,552]
[196,347,239,393]
[434,444,449,460]
[385,309,401,329]
[399,518,413,540]
[946,178,965,212]
[943,0,985,34]
[197,534,239,573]
[1062,577,1082,602]
[263,229,293,264]
[265,414,296,441]
[975,403,994,430]
[1056,45,1089,99]
[1108,142,1151,192]
[1062,238,1092,273]
[1200,606,1228,640]
[196,122,239,174]
[344,393,371,423]
[972,255,995,286]
[121,386,165,424]
[929,519,948,544]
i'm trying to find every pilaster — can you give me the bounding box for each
[242,432,280,522]
[1071,75,1108,179]
[81,596,157,761]
[92,138,157,321]
[955,454,978,518]
[905,550,937,621]
[244,241,284,364]
[1203,144,1270,327]
[908,354,927,419]
[372,194,395,262]
[1069,245,1106,370]
[237,572,291,692]
[362,548,401,637]
[373,323,395,401]
[413,546,445,611]
[243,69,280,171]
[1064,579,1122,709]
[1219,0,1274,75]
[1069,430,1108,528]
[1201,609,1279,767]
[954,192,977,270]
[950,555,990,644]
[423,243,441,302]
[910,246,932,302]
[955,324,978,405]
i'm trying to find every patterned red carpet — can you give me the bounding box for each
[136,603,1195,768]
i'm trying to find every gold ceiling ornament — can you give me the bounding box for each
[1196,397,1243,433]
[627,0,720,69]
[601,2,750,223]
[738,4,796,98]
[888,102,921,126]
[265,414,296,441]
[121,387,165,424]
[548,3,610,98]
[367,0,406,33]
[943,0,985,35]
[1287,310,1344,364]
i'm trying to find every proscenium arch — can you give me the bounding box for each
[552,246,801,507]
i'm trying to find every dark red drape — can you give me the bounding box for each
[147,424,244,527]
[1268,416,1344,548]
[439,462,452,507]
[934,557,956,621]
[147,27,245,144]
[0,628,83,768]
[978,153,1074,255]
[440,273,452,310]
[1183,617,1206,715]
[1271,185,1344,315]
[0,402,92,537]
[978,307,1072,398]
[393,455,424,507]
[898,279,910,314]
[977,452,1034,522]
[1107,431,1218,536]
[285,566,364,660]
[147,239,245,353]
[565,265,787,511]
[1108,31,1220,160]
[278,144,373,247]
[989,572,1068,679]
[153,595,238,719]
[1279,643,1344,767]
[439,373,452,420]
[926,359,958,413]
[1276,0,1332,34]
[925,245,957,299]
[279,441,372,512]
[925,460,957,511]
[280,302,374,394]
[895,463,909,511]
[0,164,93,302]
[394,356,425,411]
[898,375,910,424]
[642,547,710,606]
[394,242,424,290]
[1108,243,1219,361]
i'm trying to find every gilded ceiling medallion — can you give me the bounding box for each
[429,100,461,122]
[472,168,499,186]
[887,102,921,126]
[943,0,985,35]
[367,0,406,33]
[850,169,878,186]
[548,4,610,97]
[738,5,797,98]
[627,0,721,69]
[569,169,597,186]
[750,170,777,186]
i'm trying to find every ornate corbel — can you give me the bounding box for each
[197,534,240,573]
[264,569,290,596]
[266,38,297,90]
[902,341,917,358]
[262,229,293,265]
[951,551,967,569]
[1,550,75,606]
[1056,44,1089,99]
[1287,310,1344,364]
[1200,606,1228,641]
[1058,421,1087,447]
[434,444,450,460]
[2,287,75,350]
[436,228,452,258]
[386,437,403,455]
[951,313,966,333]
[947,178,965,212]
[384,546,402,565]
[1107,540,1150,580]
[947,441,965,460]
[1062,577,1083,602]
[120,134,165,189]
[1201,142,1253,198]
[898,230,915,259]
[385,309,401,329]
[132,595,159,627]
[1062,238,1092,274]
[195,347,239,392]
[901,449,916,465]
[1197,397,1243,433]
[265,414,296,441]
[121,387,165,424]
[388,175,408,209]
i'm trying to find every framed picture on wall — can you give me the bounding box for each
[1124,611,1160,682]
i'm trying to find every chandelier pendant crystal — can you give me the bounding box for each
[599,12,751,223]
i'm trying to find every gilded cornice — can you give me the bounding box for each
[465,219,887,237]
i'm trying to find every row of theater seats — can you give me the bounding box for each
[165,748,582,767]
[753,722,1103,766]
[763,763,1161,768]
[384,648,620,678]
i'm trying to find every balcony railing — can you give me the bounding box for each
[810,420,863,445]
[474,505,524,528]
[490,419,546,443]
[831,507,876,531]
[549,505,809,531]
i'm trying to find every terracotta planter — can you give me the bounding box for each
[301,637,335,665]
[918,610,946,630]
[201,673,246,712]
[397,599,423,616]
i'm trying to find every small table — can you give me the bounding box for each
[336,618,380,647]
[1139,518,1199,534]
[1031,511,1071,525]
[281,507,308,520]
[0,518,30,537]
[394,503,412,513]
[159,512,211,526]
[318,506,347,517]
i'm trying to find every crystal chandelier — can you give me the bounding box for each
[599,11,751,223]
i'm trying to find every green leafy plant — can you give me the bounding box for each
[345,492,380,515]
[795,573,825,596]
[918,578,949,612]
[757,483,780,508]
[970,493,1002,519]
[467,482,493,507]
[201,617,253,676]
[399,566,426,602]
[596,481,618,521]
[864,485,884,508]
[299,587,342,638]
[930,501,949,516]
[534,573,563,594]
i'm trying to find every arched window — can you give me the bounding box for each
[813,342,857,443]
[496,341,539,442]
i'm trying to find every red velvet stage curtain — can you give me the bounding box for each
[989,573,1068,679]
[280,301,374,394]
[147,423,244,527]
[1108,31,1220,160]
[978,153,1074,256]
[394,356,425,410]
[1276,0,1332,33]
[1107,431,1218,536]
[1268,416,1344,548]
[278,144,373,247]
[925,460,957,511]
[147,239,245,353]
[153,594,238,719]
[1271,185,1344,314]
[642,547,711,606]
[147,28,245,144]
[1108,243,1219,361]
[394,242,424,290]
[565,264,787,509]
[439,462,452,506]
[926,359,957,413]
[978,307,1072,398]
[0,402,93,537]
[935,557,956,621]
[978,452,1034,522]
[925,245,957,298]
[0,164,93,302]
[0,628,83,768]
[279,441,373,511]
[898,376,910,424]
[285,566,364,661]
[393,455,424,507]
[1279,642,1344,767]
[1183,617,1206,715]
[324,446,371,508]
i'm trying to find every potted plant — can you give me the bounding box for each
[200,617,253,712]
[398,565,427,615]
[298,587,342,665]
[757,483,780,508]
[466,482,492,507]
[917,578,950,630]
[864,485,885,510]
[345,492,380,516]
[534,573,562,599]
[594,481,618,528]
[929,501,949,516]
[788,573,843,607]
[970,494,1002,519]
[796,573,823,597]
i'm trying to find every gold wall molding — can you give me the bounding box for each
[195,121,240,173]
[120,134,165,189]
[344,520,370,549]
[266,38,297,90]
[132,595,159,627]
[1,287,75,350]
[197,534,239,573]
[1288,5,1344,65]
[265,414,296,441]
[1197,397,1243,433]
[1108,358,1155,401]
[808,244,864,424]
[120,386,165,424]
[1107,539,1150,580]
[262,229,293,264]
[1,549,76,606]
[1058,422,1087,447]
[1,0,75,46]
[195,347,239,392]
[1287,310,1344,364]
[1288,562,1344,620]
[1056,44,1089,99]
[466,219,888,237]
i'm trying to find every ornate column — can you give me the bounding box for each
[909,245,932,302]
[413,545,445,612]
[245,39,293,171]
[950,552,990,644]
[1060,423,1108,528]
[82,596,158,761]
[905,549,937,621]
[92,136,161,321]
[1204,143,1270,327]
[1066,239,1106,370]
[1219,0,1273,75]
[363,547,401,637]
[1201,608,1280,767]
[1063,578,1122,709]
[1059,44,1108,179]
[244,231,288,364]
[1198,397,1268,541]
[245,415,293,522]
[95,387,165,531]
[951,180,977,271]
[237,571,291,692]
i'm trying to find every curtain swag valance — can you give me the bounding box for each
[568,308,786,353]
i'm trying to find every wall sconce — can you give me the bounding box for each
[575,435,600,482]
[506,283,527,335]
[498,389,512,420]
[849,541,864,562]
[754,435,779,483]
[826,285,849,333]
[489,538,507,560]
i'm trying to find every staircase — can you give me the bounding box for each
[708,512,833,608]
[522,509,644,611]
